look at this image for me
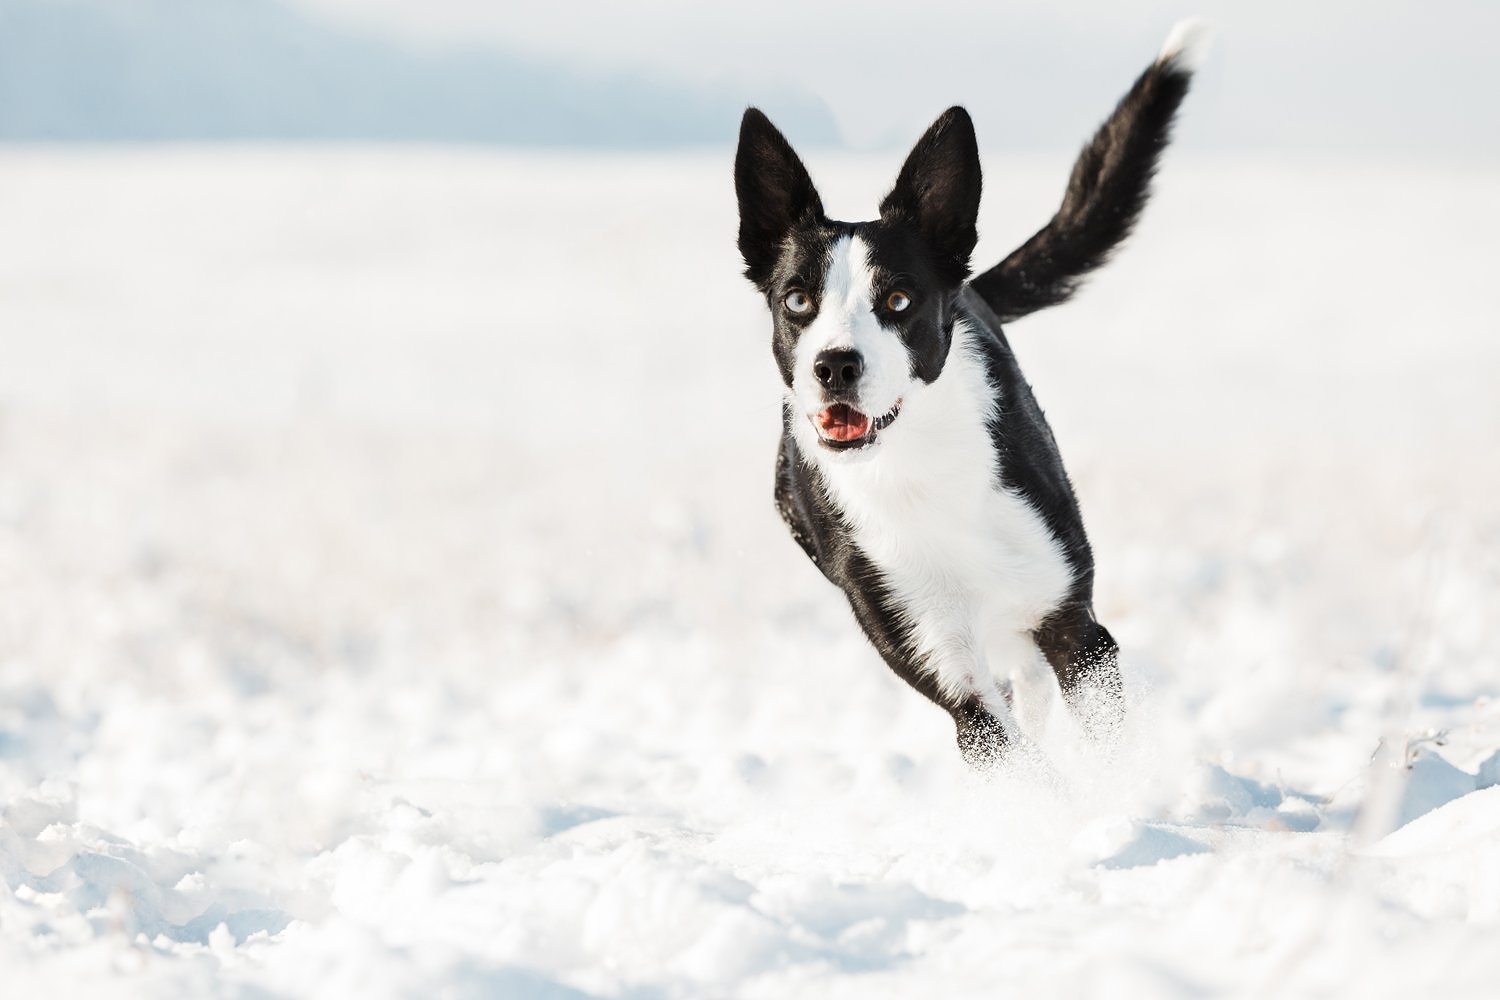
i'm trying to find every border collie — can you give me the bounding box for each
[735,22,1206,766]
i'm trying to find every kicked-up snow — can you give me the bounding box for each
[0,148,1498,997]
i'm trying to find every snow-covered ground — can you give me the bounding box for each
[1,147,1497,997]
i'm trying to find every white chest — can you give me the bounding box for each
[812,325,1074,698]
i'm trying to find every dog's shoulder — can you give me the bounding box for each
[775,419,893,593]
[958,288,1095,599]
[773,430,823,568]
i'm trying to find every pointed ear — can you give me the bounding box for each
[735,108,824,288]
[880,107,982,283]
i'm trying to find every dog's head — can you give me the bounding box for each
[735,107,981,456]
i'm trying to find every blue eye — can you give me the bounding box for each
[886,290,912,313]
[784,289,813,314]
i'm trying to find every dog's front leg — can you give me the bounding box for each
[918,635,1020,769]
[949,694,1012,769]
[1034,605,1123,739]
[840,577,1016,767]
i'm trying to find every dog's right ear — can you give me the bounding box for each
[735,108,824,289]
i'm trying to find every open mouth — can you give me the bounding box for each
[813,400,902,450]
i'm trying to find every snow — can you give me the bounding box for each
[1,147,1498,997]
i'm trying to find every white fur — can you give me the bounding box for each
[790,235,910,430]
[798,317,1075,715]
[1157,18,1213,73]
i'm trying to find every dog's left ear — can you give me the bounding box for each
[880,107,982,284]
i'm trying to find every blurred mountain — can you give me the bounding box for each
[0,0,839,145]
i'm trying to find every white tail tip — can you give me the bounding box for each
[1157,18,1213,73]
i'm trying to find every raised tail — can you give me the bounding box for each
[968,20,1210,324]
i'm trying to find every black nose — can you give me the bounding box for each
[813,349,863,392]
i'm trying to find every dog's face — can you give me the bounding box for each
[735,107,981,456]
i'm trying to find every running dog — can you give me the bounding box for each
[734,22,1206,765]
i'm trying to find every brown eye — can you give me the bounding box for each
[784,289,813,315]
[886,290,912,313]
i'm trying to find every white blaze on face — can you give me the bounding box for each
[790,235,914,436]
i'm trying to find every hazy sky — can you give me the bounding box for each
[284,0,1500,156]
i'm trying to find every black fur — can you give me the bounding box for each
[968,54,1193,324]
[735,108,824,290]
[738,108,980,391]
[878,107,982,287]
[743,40,1195,763]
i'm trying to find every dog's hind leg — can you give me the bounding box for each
[1034,605,1123,739]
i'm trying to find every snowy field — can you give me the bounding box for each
[1,147,1498,997]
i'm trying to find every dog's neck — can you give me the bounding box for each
[798,320,1000,527]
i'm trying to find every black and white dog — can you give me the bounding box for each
[735,23,1205,766]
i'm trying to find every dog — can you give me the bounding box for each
[734,22,1205,766]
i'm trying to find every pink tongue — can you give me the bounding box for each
[818,404,871,441]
